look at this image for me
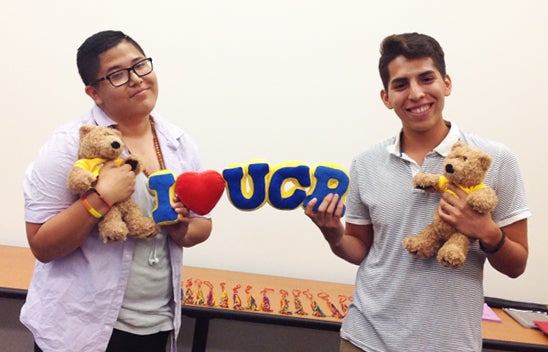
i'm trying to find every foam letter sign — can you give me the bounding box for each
[148,170,179,225]
[223,161,350,213]
[303,164,350,215]
[223,162,270,210]
[175,170,226,215]
[147,160,349,223]
[148,170,225,222]
[268,162,311,210]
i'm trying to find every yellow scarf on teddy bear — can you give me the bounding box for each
[73,158,124,177]
[438,175,486,198]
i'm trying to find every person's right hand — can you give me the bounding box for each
[304,193,344,231]
[94,161,137,205]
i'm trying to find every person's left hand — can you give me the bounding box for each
[164,196,190,238]
[438,184,495,241]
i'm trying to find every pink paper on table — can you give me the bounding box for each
[482,303,502,322]
[535,320,548,335]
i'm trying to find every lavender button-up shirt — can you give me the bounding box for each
[21,105,206,352]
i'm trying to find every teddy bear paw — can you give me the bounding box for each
[437,248,466,269]
[402,236,437,259]
[130,217,160,239]
[99,224,129,244]
[101,231,127,243]
[102,234,128,243]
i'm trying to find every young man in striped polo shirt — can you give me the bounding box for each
[305,32,530,352]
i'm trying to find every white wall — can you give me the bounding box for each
[2,0,547,303]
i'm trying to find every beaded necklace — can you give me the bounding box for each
[118,117,165,177]
[147,117,166,177]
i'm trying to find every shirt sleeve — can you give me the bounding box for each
[488,144,531,227]
[24,128,80,223]
[344,157,371,226]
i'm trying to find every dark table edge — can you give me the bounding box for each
[2,288,547,351]
[0,287,27,299]
[182,304,341,331]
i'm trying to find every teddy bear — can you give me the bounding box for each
[402,141,498,269]
[67,124,159,243]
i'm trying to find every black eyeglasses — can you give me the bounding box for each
[94,58,153,87]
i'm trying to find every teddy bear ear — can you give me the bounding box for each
[452,140,465,150]
[479,153,493,171]
[79,125,94,139]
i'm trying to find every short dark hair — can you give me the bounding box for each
[77,30,146,86]
[378,32,446,91]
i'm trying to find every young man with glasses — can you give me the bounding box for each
[305,33,530,352]
[21,30,213,352]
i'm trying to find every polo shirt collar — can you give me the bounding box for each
[387,120,461,158]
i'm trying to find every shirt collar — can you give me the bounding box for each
[90,104,117,127]
[89,104,163,132]
[434,121,461,157]
[387,120,461,158]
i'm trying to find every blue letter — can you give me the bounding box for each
[148,170,179,225]
[303,164,350,215]
[223,162,270,210]
[268,162,311,210]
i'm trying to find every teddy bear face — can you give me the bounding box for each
[443,141,492,188]
[78,125,124,160]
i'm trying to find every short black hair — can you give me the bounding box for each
[77,30,146,86]
[378,32,446,91]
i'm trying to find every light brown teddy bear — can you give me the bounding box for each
[402,141,498,269]
[67,125,158,243]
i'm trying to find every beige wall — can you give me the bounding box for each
[2,0,546,304]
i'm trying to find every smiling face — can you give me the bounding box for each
[84,40,158,123]
[380,56,451,135]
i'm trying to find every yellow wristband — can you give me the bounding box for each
[81,195,103,219]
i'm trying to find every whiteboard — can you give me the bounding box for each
[2,0,547,304]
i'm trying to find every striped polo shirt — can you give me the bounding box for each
[341,122,531,352]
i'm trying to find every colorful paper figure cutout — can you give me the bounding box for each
[318,292,344,319]
[195,279,205,306]
[183,278,194,305]
[245,285,259,311]
[338,295,350,317]
[292,289,308,316]
[278,289,293,315]
[304,289,326,317]
[204,280,216,307]
[260,288,274,312]
[219,282,229,308]
[232,284,244,310]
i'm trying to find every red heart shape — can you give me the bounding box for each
[175,170,225,215]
